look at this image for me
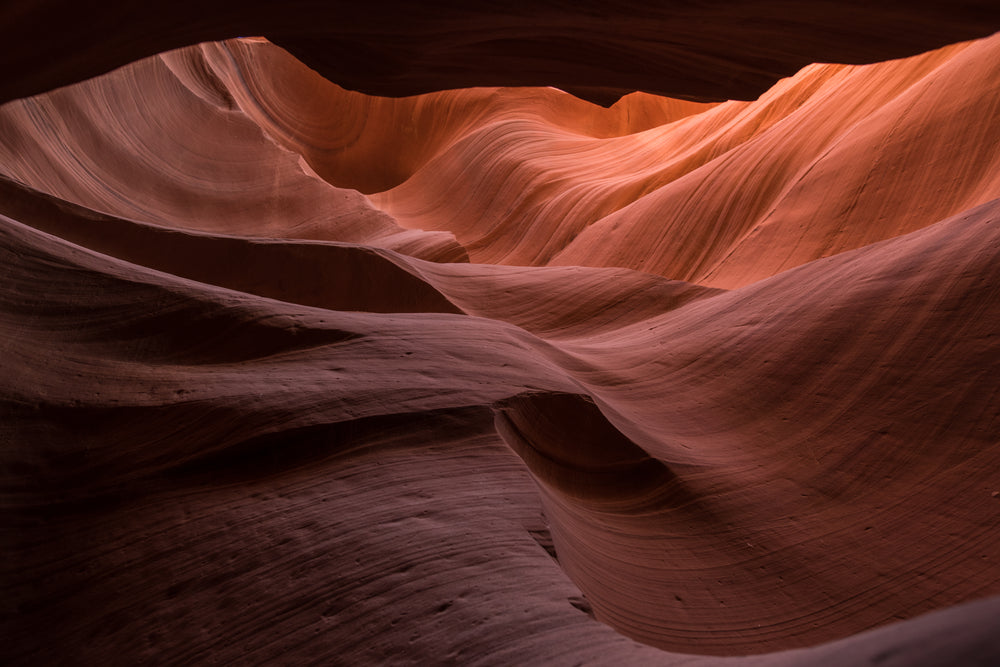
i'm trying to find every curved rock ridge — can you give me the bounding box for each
[0,176,464,317]
[181,39,717,195]
[6,35,1000,289]
[0,49,466,263]
[0,174,720,339]
[3,24,1000,667]
[3,182,999,661]
[371,34,1000,282]
[531,199,1000,653]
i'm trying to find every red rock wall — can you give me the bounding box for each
[2,13,1000,666]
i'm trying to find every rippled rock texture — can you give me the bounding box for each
[3,13,1000,667]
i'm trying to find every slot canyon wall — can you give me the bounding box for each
[3,3,1000,665]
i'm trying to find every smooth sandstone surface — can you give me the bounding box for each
[2,14,1000,667]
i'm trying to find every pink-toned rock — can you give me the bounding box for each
[2,18,1000,667]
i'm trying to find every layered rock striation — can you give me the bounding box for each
[3,15,1000,666]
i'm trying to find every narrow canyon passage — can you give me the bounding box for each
[2,6,1000,665]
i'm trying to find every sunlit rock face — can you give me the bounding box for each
[2,11,1000,667]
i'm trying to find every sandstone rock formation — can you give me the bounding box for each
[3,10,1000,666]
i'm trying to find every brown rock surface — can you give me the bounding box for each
[3,2,1000,105]
[2,17,1000,667]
